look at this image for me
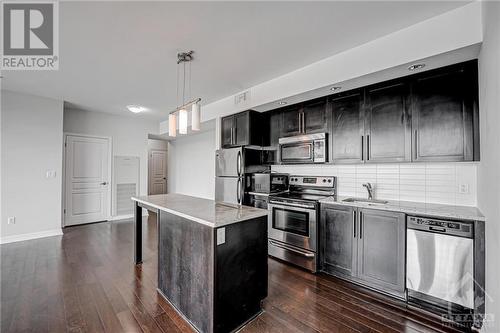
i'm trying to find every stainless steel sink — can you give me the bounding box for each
[342,197,388,205]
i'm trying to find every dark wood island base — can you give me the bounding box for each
[132,194,269,333]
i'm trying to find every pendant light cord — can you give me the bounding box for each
[182,61,186,105]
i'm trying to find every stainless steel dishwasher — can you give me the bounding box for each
[406,216,474,314]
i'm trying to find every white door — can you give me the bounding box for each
[64,135,111,226]
[148,150,167,195]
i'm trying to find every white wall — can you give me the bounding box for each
[63,108,158,206]
[1,91,64,242]
[167,129,215,200]
[478,1,500,331]
[273,162,477,206]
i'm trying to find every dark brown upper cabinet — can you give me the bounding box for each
[412,62,479,162]
[268,111,282,147]
[221,110,267,148]
[281,105,302,137]
[303,99,329,134]
[330,90,365,164]
[281,98,328,137]
[365,82,411,163]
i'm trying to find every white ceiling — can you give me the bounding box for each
[2,1,471,120]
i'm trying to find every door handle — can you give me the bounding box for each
[100,182,108,185]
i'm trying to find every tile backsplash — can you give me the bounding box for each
[271,163,477,207]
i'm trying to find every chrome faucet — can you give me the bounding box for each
[362,183,374,200]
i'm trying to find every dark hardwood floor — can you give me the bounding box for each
[1,213,463,333]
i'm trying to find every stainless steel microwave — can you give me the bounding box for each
[279,133,327,164]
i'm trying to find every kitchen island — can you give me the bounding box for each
[131,194,268,333]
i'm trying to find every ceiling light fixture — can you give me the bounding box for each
[330,86,342,92]
[278,101,287,105]
[168,50,202,137]
[127,105,147,113]
[408,63,425,71]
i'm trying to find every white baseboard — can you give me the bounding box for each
[109,211,149,221]
[0,229,63,245]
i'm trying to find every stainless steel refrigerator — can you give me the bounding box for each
[215,147,269,205]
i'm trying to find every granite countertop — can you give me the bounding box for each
[132,193,268,228]
[320,196,485,222]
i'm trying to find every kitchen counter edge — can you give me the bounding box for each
[320,196,485,222]
[132,194,268,228]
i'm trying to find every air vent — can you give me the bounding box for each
[116,183,136,215]
[234,90,251,105]
[113,156,140,217]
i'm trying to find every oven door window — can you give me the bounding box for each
[272,207,309,237]
[280,143,313,162]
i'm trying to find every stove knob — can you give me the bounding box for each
[323,179,326,183]
[328,179,332,183]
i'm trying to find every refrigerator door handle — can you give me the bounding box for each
[237,178,241,204]
[237,150,242,177]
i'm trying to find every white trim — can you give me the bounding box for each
[108,211,149,221]
[0,229,63,245]
[62,133,113,227]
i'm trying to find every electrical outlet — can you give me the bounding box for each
[7,217,15,225]
[459,183,470,194]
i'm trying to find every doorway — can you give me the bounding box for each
[63,134,112,226]
[148,139,168,195]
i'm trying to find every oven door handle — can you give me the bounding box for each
[269,240,315,258]
[268,202,316,211]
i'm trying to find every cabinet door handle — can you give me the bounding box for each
[302,112,305,134]
[298,112,303,133]
[361,135,364,161]
[352,210,356,238]
[414,130,418,159]
[366,135,370,161]
[359,212,363,239]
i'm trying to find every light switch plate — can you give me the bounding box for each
[217,227,225,245]
[7,217,15,225]
[46,170,56,178]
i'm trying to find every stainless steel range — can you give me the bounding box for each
[268,175,336,272]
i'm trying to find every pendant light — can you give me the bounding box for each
[178,109,188,134]
[191,102,200,131]
[168,51,201,136]
[168,114,177,137]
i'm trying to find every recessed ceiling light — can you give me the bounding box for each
[330,86,342,92]
[408,63,425,71]
[278,101,287,105]
[127,105,147,113]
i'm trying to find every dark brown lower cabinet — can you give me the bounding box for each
[320,204,406,299]
[158,211,268,333]
[356,209,406,296]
